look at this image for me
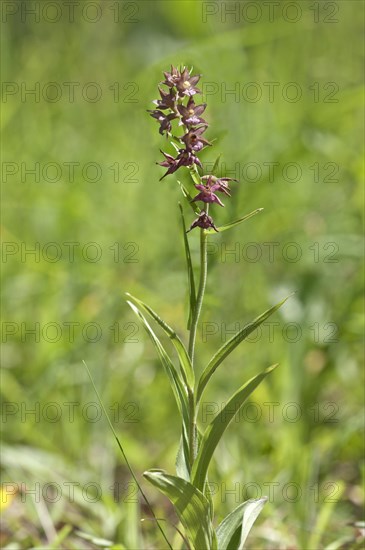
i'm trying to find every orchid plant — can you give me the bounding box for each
[122,66,290,549]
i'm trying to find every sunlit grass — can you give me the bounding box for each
[1,1,364,548]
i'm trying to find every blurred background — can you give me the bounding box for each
[1,1,364,548]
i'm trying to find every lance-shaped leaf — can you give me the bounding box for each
[192,365,278,492]
[126,293,194,390]
[126,301,189,436]
[211,153,222,175]
[216,497,268,550]
[196,295,291,403]
[170,136,182,150]
[189,164,202,186]
[238,497,268,549]
[175,429,216,515]
[176,435,190,481]
[179,203,196,330]
[144,470,217,550]
[204,208,264,234]
[178,180,201,215]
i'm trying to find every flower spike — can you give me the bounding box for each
[148,65,239,230]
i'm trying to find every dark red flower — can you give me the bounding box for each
[177,97,207,127]
[181,126,210,152]
[201,175,238,196]
[148,110,177,135]
[176,67,201,97]
[156,149,179,175]
[191,183,225,207]
[176,148,202,169]
[187,211,218,233]
[161,65,181,88]
[158,148,202,180]
[153,87,177,110]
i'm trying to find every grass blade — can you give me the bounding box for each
[196,295,292,403]
[144,469,217,550]
[192,365,278,492]
[308,481,345,550]
[179,203,197,331]
[49,524,73,549]
[126,293,194,389]
[75,530,116,548]
[82,361,172,550]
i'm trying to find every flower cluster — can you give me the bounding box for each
[148,65,237,232]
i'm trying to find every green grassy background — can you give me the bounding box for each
[1,1,364,548]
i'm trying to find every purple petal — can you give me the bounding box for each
[194,104,207,115]
[189,75,201,86]
[211,194,225,207]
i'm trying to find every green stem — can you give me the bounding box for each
[187,212,209,466]
[188,389,196,467]
[188,224,208,364]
